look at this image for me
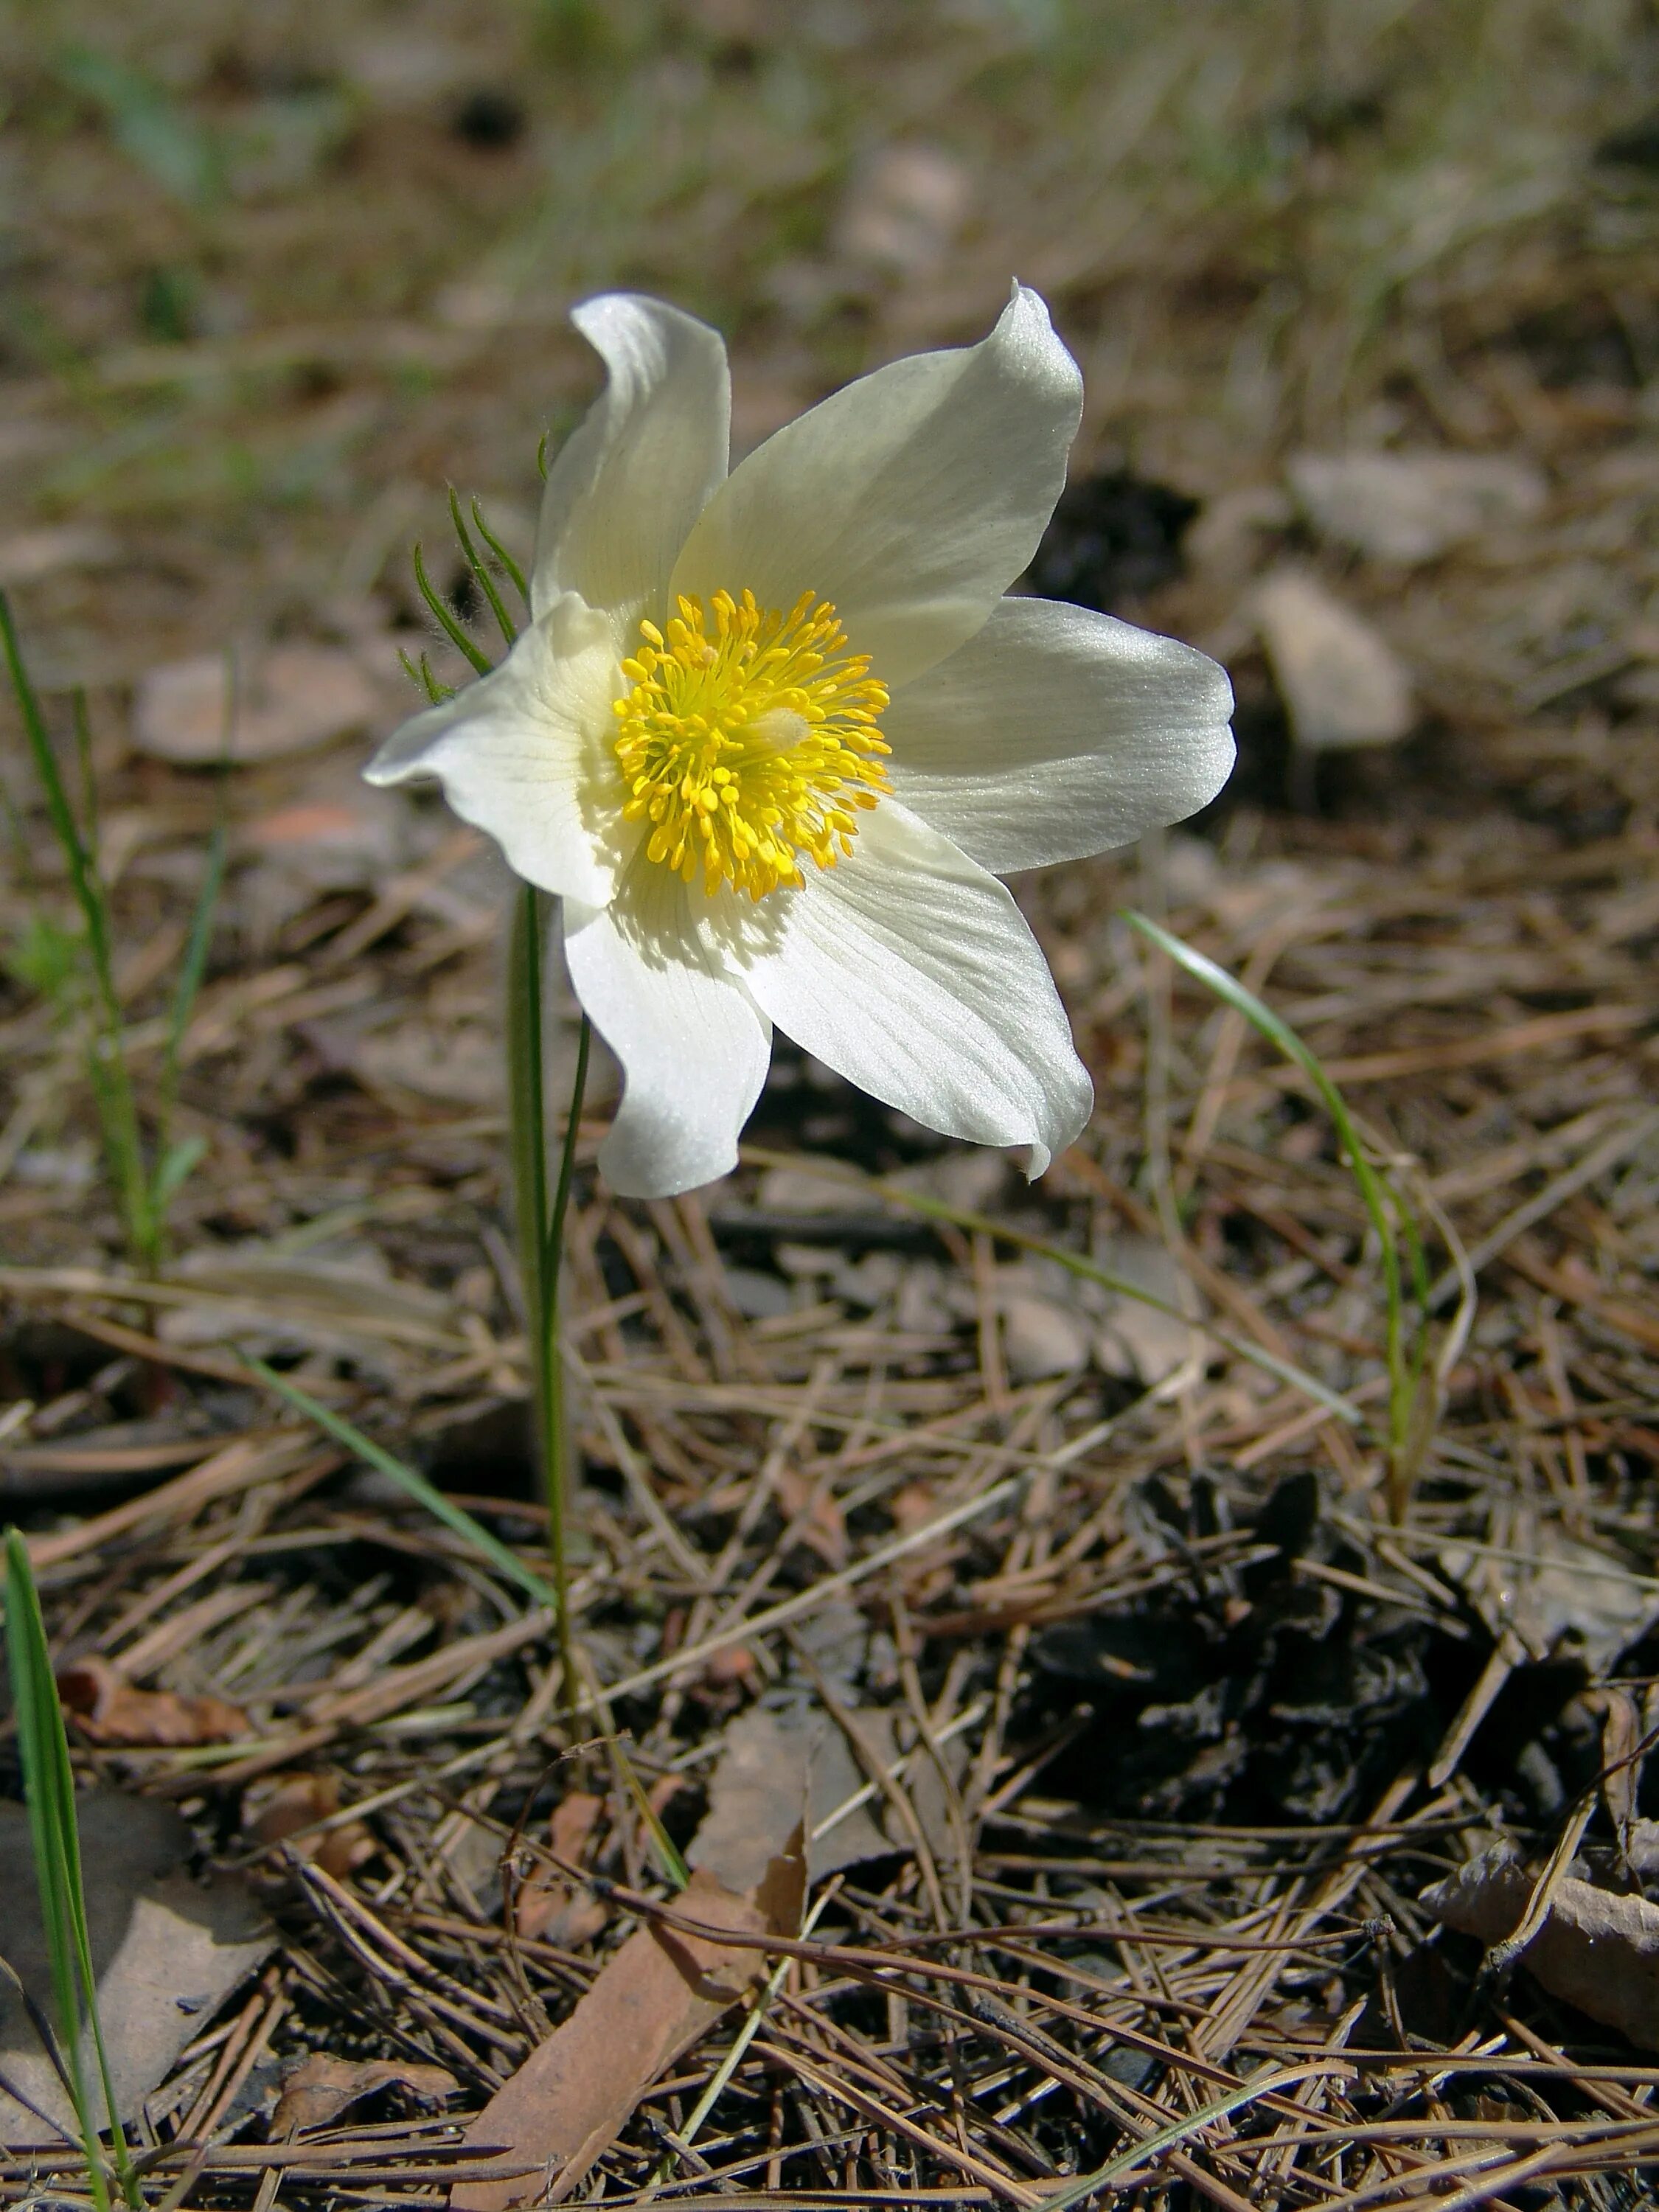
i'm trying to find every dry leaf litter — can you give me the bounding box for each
[1,4,1659,2208]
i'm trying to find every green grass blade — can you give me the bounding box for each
[1,599,113,1015]
[1039,2063,1315,2207]
[71,692,100,882]
[448,488,518,649]
[55,46,221,210]
[412,542,492,677]
[241,1359,560,1610]
[152,1133,207,1208]
[150,807,226,1232]
[4,1535,94,2149]
[162,821,225,1090]
[611,1738,690,1891]
[1122,911,1402,1266]
[1,595,156,1267]
[4,1531,135,2211]
[1123,909,1413,1459]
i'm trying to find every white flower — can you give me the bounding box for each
[367,288,1234,1199]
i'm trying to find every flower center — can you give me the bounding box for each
[612,588,891,900]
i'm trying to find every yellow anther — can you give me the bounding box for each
[611,589,890,901]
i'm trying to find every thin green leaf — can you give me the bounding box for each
[543,1015,589,1291]
[412,542,492,676]
[1039,2064,1317,2208]
[448,487,517,649]
[1123,908,1414,1456]
[165,815,227,1076]
[4,1531,138,2210]
[470,495,529,609]
[82,1038,154,1275]
[1,598,109,1009]
[397,647,453,704]
[71,692,99,881]
[1,596,155,1267]
[241,1359,560,1610]
[55,46,220,210]
[611,1739,690,1891]
[5,913,83,1008]
[154,811,225,1208]
[4,1534,94,2165]
[1123,911,1400,1256]
[151,1133,206,1208]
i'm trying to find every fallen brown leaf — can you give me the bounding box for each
[690,1702,886,1890]
[692,1700,964,1891]
[453,1868,770,2211]
[0,1793,274,2143]
[514,1792,608,1946]
[58,1655,251,1747]
[271,2052,456,2139]
[455,1697,933,2208]
[1436,1523,1659,1672]
[242,1772,379,1879]
[1422,1843,1659,2048]
[132,644,383,764]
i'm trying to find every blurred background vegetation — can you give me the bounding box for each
[1,0,1655,690]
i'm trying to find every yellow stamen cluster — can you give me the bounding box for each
[612,588,891,900]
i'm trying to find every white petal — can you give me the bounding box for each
[669,285,1081,686]
[565,862,773,1199]
[883,596,1235,873]
[728,801,1091,1175]
[532,294,730,623]
[364,594,625,907]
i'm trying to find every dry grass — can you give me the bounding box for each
[1,1,1658,2206]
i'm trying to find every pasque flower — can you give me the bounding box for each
[368,288,1234,1197]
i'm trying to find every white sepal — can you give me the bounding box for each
[728,799,1093,1175]
[532,293,729,625]
[564,860,773,1198]
[885,596,1235,874]
[365,594,626,908]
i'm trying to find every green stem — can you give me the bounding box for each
[508,884,591,1718]
[540,1012,590,1720]
[509,887,551,1359]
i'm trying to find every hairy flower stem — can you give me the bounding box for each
[509,885,590,1718]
